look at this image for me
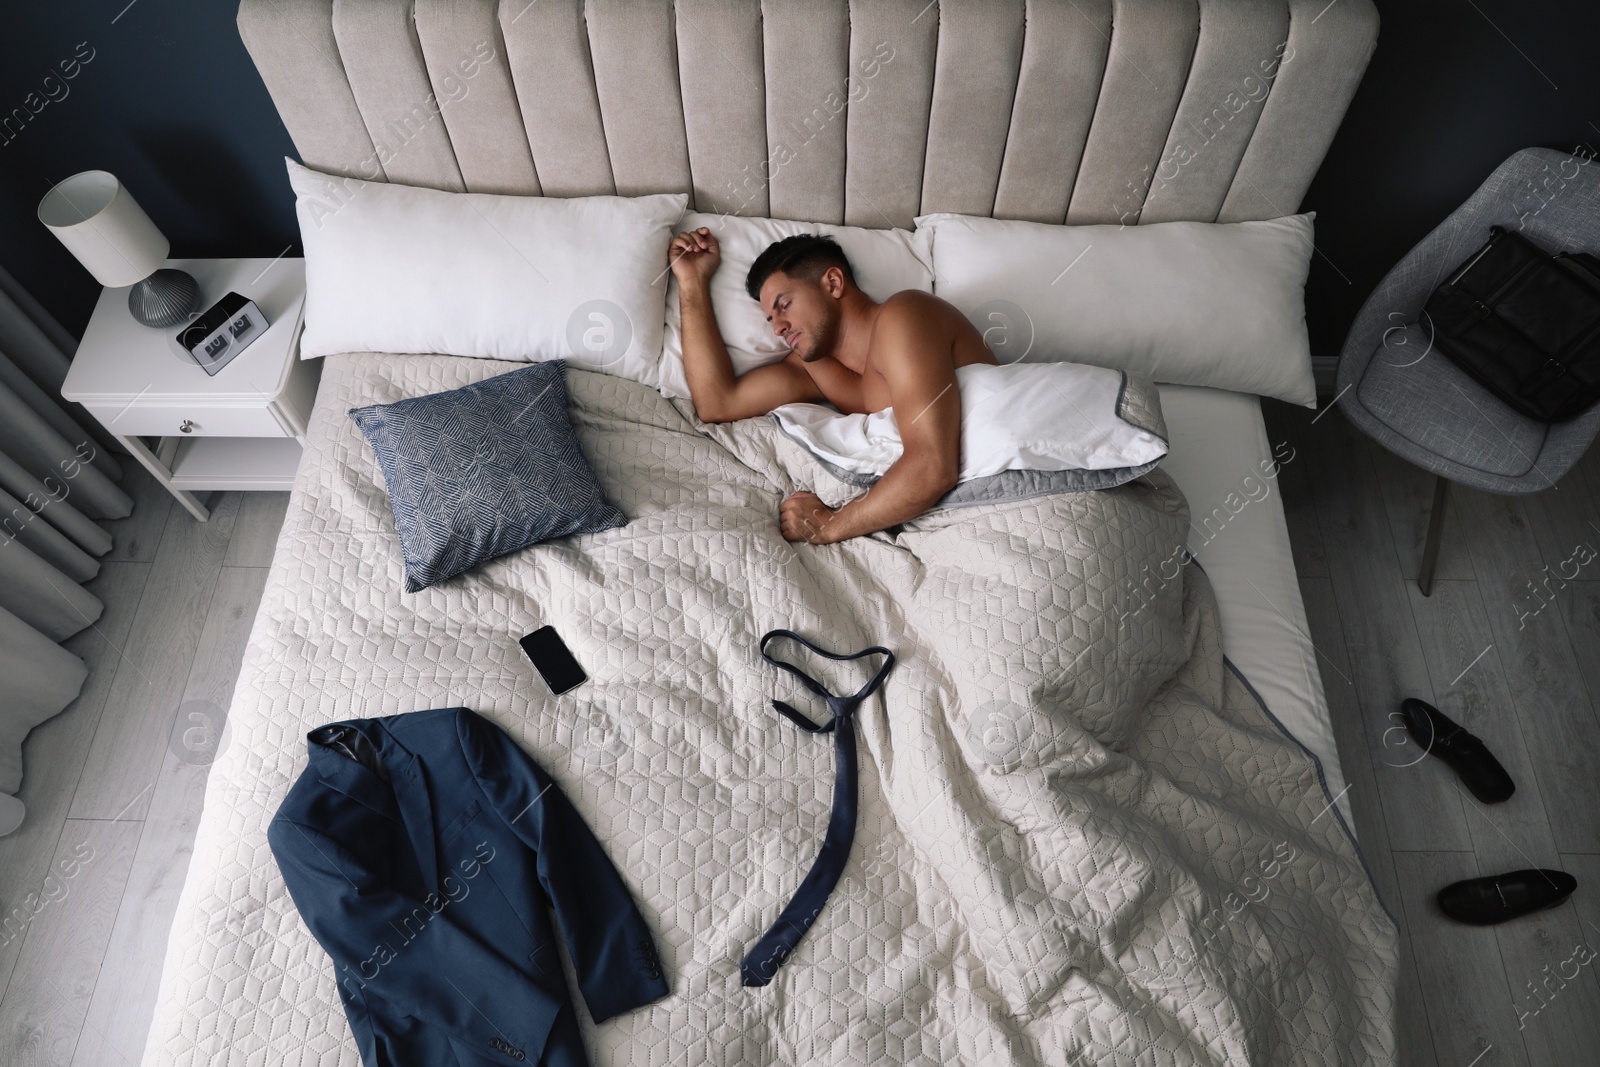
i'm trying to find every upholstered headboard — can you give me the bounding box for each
[238,0,1377,229]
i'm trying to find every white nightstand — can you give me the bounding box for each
[61,257,320,521]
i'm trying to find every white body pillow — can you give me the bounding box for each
[916,212,1318,407]
[658,212,933,398]
[288,158,686,385]
[773,362,1167,480]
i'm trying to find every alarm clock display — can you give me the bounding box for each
[175,291,268,376]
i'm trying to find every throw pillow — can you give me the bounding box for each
[348,362,625,591]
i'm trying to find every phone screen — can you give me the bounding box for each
[519,627,587,695]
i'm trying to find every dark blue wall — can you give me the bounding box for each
[2,1,1598,362]
[1300,0,1600,361]
[0,1,299,340]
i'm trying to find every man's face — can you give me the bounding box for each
[759,269,842,363]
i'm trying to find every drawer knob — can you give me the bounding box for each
[179,419,195,434]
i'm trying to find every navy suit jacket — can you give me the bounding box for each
[268,707,668,1067]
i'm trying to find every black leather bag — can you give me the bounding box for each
[1423,226,1600,422]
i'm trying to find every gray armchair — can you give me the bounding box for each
[1336,147,1600,594]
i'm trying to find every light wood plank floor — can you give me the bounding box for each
[1264,400,1600,1067]
[2,405,1598,1065]
[0,470,288,1067]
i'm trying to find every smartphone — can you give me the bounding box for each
[519,627,587,695]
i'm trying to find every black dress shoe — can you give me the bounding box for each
[1399,698,1515,803]
[1437,869,1577,925]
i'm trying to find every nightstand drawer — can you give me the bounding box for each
[85,401,288,439]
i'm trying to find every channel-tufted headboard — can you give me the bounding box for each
[238,0,1377,230]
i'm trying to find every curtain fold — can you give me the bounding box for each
[0,605,90,796]
[0,271,133,812]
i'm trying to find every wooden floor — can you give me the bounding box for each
[0,470,290,1067]
[1263,400,1600,1067]
[1,403,1598,1066]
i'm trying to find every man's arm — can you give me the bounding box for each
[780,301,961,543]
[671,228,822,423]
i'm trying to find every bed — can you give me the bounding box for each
[141,2,1390,1065]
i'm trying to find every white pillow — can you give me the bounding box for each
[658,212,934,398]
[288,158,686,385]
[916,212,1318,407]
[773,362,1168,480]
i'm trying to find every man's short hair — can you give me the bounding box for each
[745,234,856,301]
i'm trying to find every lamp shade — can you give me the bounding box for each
[38,171,169,288]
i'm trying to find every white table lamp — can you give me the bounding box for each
[39,170,201,328]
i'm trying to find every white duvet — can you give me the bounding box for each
[772,362,1169,480]
[142,353,1396,1067]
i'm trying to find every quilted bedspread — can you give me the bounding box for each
[142,353,1397,1067]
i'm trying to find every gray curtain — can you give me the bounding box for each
[0,263,132,807]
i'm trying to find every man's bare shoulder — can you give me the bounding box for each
[871,291,994,371]
[876,289,964,328]
[875,291,989,349]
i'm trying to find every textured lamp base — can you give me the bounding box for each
[128,268,201,328]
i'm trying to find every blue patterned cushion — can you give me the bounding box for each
[349,363,626,592]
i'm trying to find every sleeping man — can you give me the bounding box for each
[669,229,996,544]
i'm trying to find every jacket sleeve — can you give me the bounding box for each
[268,815,561,1063]
[456,708,670,1023]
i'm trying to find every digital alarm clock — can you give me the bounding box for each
[175,291,268,376]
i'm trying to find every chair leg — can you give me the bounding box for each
[1419,476,1450,597]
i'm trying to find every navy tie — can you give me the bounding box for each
[740,630,895,988]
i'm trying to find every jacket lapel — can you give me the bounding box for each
[389,752,440,896]
[310,728,402,825]
[307,719,440,894]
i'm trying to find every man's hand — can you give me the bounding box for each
[669,227,721,287]
[779,491,840,544]
[672,225,822,423]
